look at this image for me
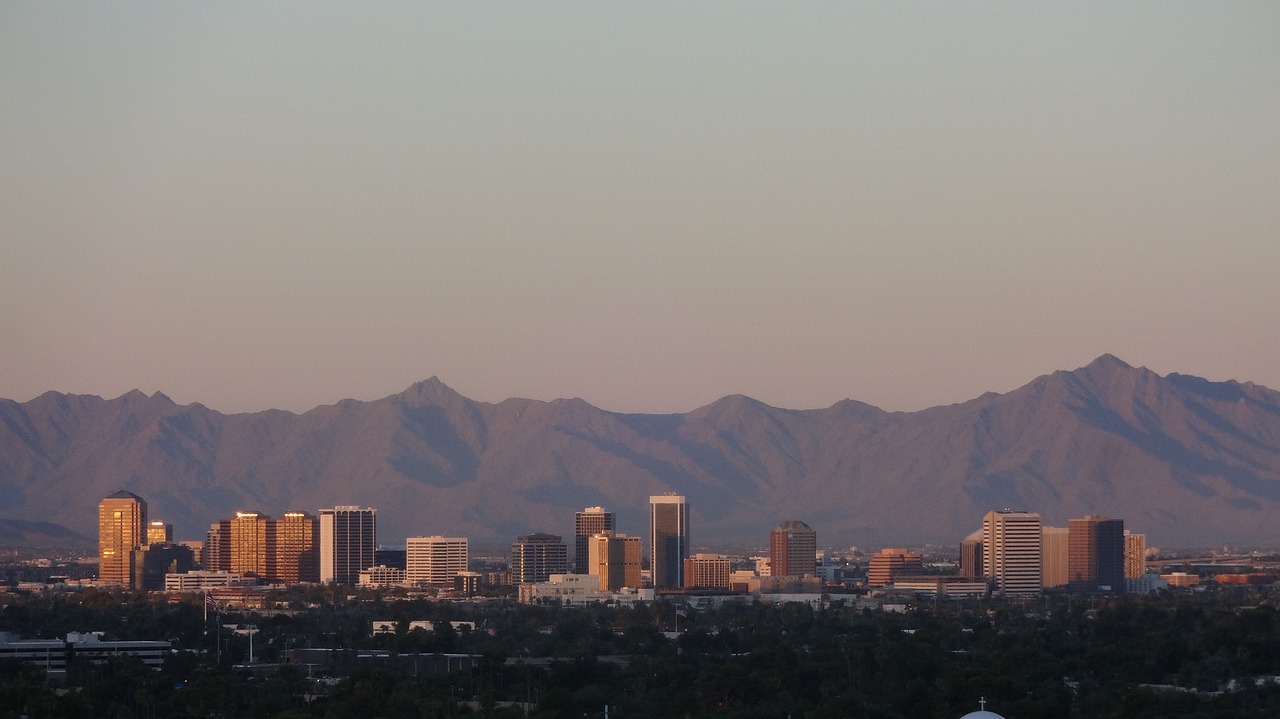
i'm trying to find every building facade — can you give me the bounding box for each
[650,494,689,590]
[320,506,377,585]
[867,548,923,586]
[511,533,569,584]
[982,510,1043,596]
[587,531,642,590]
[1042,526,1069,588]
[769,520,817,577]
[146,521,172,545]
[98,491,147,587]
[573,506,615,574]
[1124,530,1146,579]
[1068,515,1125,592]
[684,553,732,590]
[959,536,983,579]
[275,511,320,583]
[406,536,469,586]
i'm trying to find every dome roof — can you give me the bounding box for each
[959,711,1006,719]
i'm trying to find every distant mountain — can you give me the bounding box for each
[0,519,92,548]
[2,355,1279,548]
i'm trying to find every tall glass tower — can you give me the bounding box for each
[649,494,689,589]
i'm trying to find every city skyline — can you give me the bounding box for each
[4,5,1279,418]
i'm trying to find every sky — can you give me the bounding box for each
[3,3,1279,416]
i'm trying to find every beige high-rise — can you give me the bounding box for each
[99,491,147,587]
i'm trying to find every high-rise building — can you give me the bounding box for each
[146,521,172,546]
[1124,530,1146,580]
[205,521,231,572]
[132,543,195,591]
[99,491,147,587]
[406,536,469,586]
[684,553,731,590]
[320,506,377,585]
[1068,515,1125,592]
[982,510,1043,596]
[867,548,923,586]
[275,511,319,583]
[511,533,569,584]
[959,535,983,579]
[573,506,615,574]
[229,511,272,578]
[650,494,689,590]
[769,520,817,577]
[587,531,642,591]
[1042,526,1069,588]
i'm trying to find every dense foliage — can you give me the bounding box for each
[3,587,1280,718]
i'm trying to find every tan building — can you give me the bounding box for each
[406,536,469,586]
[98,491,147,587]
[573,507,615,574]
[1068,515,1125,592]
[867,548,923,586]
[769,520,817,577]
[1124,531,1146,579]
[684,553,732,589]
[588,531,642,590]
[229,511,272,578]
[146,521,172,545]
[983,510,1043,596]
[274,511,320,583]
[1041,526,1069,588]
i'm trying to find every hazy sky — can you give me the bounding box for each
[3,3,1279,415]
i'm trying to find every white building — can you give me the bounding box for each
[983,509,1043,596]
[164,570,253,591]
[359,565,407,588]
[406,536,468,586]
[320,506,377,585]
[519,574,655,605]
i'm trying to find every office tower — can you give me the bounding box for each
[205,522,231,571]
[650,494,689,589]
[1042,526,1069,588]
[959,535,983,579]
[769,520,817,577]
[132,542,195,591]
[275,511,319,583]
[588,531,642,590]
[99,491,147,587]
[1068,515,1125,592]
[1124,530,1146,580]
[146,521,172,545]
[867,548,923,586]
[982,510,1043,596]
[511,533,569,584]
[375,547,408,570]
[684,553,731,589]
[406,536,469,586]
[320,506,377,585]
[229,511,272,578]
[573,506,615,574]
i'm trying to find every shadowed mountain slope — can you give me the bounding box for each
[2,357,1278,547]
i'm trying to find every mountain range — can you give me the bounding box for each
[2,355,1279,549]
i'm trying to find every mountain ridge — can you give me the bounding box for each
[2,356,1279,548]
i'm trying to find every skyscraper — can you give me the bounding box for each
[649,494,689,589]
[275,511,319,583]
[588,531,642,591]
[573,506,615,574]
[320,506,377,585]
[1042,526,1069,588]
[959,534,983,579]
[1068,515,1125,592]
[98,490,147,587]
[1124,530,1146,580]
[406,536,469,586]
[511,533,569,584]
[683,554,731,590]
[146,521,172,545]
[230,511,272,578]
[982,509,1043,596]
[769,520,817,577]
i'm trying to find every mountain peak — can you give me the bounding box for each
[1084,354,1133,372]
[397,377,464,406]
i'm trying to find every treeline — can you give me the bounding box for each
[2,588,1280,717]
